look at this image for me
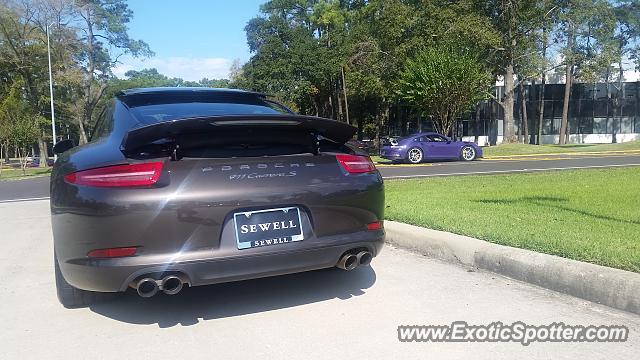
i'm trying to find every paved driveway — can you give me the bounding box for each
[1,200,638,359]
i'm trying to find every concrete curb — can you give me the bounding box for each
[384,220,640,315]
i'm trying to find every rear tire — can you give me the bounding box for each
[54,253,104,308]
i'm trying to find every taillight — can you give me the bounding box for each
[64,162,164,187]
[367,220,384,231]
[336,154,376,174]
[87,247,138,258]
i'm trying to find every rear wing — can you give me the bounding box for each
[120,114,356,158]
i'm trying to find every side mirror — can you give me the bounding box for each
[53,139,75,154]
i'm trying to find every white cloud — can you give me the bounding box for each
[113,56,233,81]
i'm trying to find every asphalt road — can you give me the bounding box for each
[377,153,640,179]
[1,200,639,359]
[0,175,49,202]
[1,152,640,202]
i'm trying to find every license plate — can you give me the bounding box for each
[233,207,304,249]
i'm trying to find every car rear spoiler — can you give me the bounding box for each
[120,114,356,158]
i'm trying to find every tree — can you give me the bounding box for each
[396,47,492,136]
[0,84,40,175]
[609,0,640,143]
[0,1,52,167]
[477,0,551,143]
[557,0,615,144]
[70,0,152,144]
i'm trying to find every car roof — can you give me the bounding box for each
[118,87,267,97]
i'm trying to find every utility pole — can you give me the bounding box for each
[46,23,57,159]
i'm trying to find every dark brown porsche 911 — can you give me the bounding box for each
[50,87,384,308]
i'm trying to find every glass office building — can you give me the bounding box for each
[460,81,640,145]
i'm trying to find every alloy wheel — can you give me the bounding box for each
[461,146,476,161]
[408,148,423,164]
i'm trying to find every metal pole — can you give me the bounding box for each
[47,24,57,160]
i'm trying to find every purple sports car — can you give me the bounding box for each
[380,132,483,164]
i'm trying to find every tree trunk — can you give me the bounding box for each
[0,144,3,178]
[328,93,334,120]
[605,69,614,143]
[79,109,89,144]
[559,26,574,145]
[341,66,350,125]
[537,71,546,145]
[615,46,625,144]
[474,106,480,144]
[537,27,547,145]
[489,100,497,146]
[517,105,522,143]
[3,144,9,163]
[502,63,516,143]
[38,133,48,167]
[336,84,343,122]
[519,81,528,144]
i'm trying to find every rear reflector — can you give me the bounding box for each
[87,247,137,258]
[336,154,376,174]
[64,162,164,187]
[367,221,383,231]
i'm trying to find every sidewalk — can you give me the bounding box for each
[385,220,640,315]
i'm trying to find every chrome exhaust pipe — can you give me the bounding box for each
[136,278,159,298]
[337,253,359,271]
[161,275,183,295]
[356,251,373,266]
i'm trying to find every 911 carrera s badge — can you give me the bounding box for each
[233,207,304,249]
[201,162,316,172]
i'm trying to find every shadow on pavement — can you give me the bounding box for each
[89,266,376,328]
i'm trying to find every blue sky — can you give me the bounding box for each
[113,0,266,81]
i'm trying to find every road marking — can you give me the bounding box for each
[0,196,50,204]
[375,152,640,167]
[480,154,639,161]
[484,149,640,159]
[376,163,435,168]
[382,163,640,179]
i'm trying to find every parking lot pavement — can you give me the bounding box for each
[2,200,639,360]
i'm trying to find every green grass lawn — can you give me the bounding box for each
[384,167,640,272]
[482,140,640,157]
[0,167,51,181]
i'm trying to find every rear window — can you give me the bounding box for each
[122,91,292,124]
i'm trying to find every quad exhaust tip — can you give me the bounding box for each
[161,275,184,295]
[133,275,186,297]
[337,253,359,271]
[356,251,373,266]
[136,278,159,298]
[337,250,373,271]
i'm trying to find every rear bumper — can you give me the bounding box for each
[57,231,385,292]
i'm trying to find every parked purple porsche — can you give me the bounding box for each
[379,132,483,164]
